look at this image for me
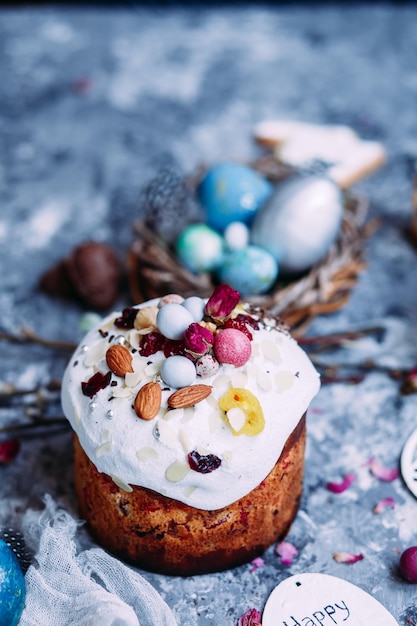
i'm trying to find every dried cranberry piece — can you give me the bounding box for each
[139,331,165,357]
[163,339,185,358]
[224,314,258,340]
[81,371,112,397]
[0,439,20,464]
[188,450,221,474]
[114,307,138,329]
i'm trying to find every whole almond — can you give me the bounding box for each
[106,344,133,377]
[134,382,162,420]
[167,384,212,409]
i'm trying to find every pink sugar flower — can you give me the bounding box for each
[238,608,262,626]
[326,472,356,494]
[183,323,214,358]
[205,283,240,321]
[333,551,364,564]
[374,497,396,514]
[276,540,298,565]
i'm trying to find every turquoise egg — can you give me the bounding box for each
[0,539,26,626]
[198,162,273,233]
[217,245,278,295]
[175,223,224,273]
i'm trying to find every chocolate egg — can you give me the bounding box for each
[217,245,278,295]
[251,175,343,274]
[175,224,224,273]
[0,539,26,626]
[198,162,273,232]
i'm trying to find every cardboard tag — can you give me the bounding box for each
[262,573,398,625]
[401,426,417,499]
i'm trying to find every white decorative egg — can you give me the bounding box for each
[175,223,224,273]
[156,303,194,340]
[161,355,196,388]
[251,175,343,274]
[182,296,205,322]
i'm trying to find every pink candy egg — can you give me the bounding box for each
[214,328,251,367]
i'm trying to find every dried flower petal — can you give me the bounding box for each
[0,439,20,464]
[183,323,214,358]
[333,551,364,564]
[249,556,264,573]
[139,331,165,357]
[374,497,396,514]
[238,608,262,626]
[205,283,240,321]
[368,458,399,482]
[326,472,356,493]
[81,371,112,397]
[276,540,298,565]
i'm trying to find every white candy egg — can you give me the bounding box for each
[161,355,196,388]
[251,175,343,274]
[156,303,194,340]
[224,221,250,251]
[182,296,205,322]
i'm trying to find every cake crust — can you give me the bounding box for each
[74,414,306,576]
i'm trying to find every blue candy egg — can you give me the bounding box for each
[175,224,224,273]
[217,245,278,295]
[0,539,26,626]
[198,162,273,233]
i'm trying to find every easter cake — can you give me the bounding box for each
[62,284,320,575]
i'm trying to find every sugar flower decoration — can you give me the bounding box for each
[238,608,262,626]
[326,472,356,494]
[276,540,298,565]
[205,283,240,321]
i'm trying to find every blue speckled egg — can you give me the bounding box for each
[251,174,343,274]
[175,224,224,273]
[217,245,278,295]
[0,539,26,626]
[198,162,273,233]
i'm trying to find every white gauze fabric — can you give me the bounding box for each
[19,495,177,626]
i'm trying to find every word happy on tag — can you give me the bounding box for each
[262,573,398,626]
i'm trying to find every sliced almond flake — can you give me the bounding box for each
[183,485,197,497]
[222,450,234,466]
[96,441,113,457]
[127,329,141,351]
[111,474,133,492]
[231,370,248,387]
[132,357,145,374]
[111,386,133,399]
[275,370,295,392]
[208,411,224,433]
[163,408,184,421]
[178,428,192,452]
[261,340,281,363]
[74,408,81,426]
[125,369,142,388]
[101,429,110,441]
[212,375,231,390]
[206,394,220,408]
[227,407,246,432]
[145,360,162,377]
[257,370,273,391]
[157,420,178,449]
[181,407,195,423]
[83,339,108,367]
[136,447,159,462]
[165,460,190,483]
[136,326,155,335]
